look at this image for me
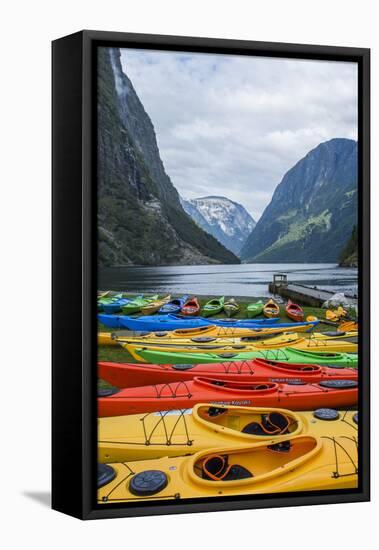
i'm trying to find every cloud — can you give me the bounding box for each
[120,49,357,221]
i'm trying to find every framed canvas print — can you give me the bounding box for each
[52,30,370,520]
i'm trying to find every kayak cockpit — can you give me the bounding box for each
[194,377,278,393]
[190,436,321,486]
[254,358,322,373]
[194,404,302,439]
[173,325,216,336]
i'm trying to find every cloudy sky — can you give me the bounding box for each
[120,49,357,221]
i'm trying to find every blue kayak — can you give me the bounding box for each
[102,298,131,314]
[102,295,144,314]
[97,313,319,332]
[158,295,189,314]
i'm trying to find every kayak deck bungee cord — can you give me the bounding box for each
[97,376,358,416]
[98,359,358,389]
[97,433,358,502]
[98,404,358,463]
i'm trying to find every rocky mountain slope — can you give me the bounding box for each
[181,196,256,255]
[339,226,358,267]
[97,47,238,267]
[240,139,358,263]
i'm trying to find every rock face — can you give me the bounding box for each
[240,139,358,263]
[339,226,358,267]
[97,47,239,267]
[181,196,256,256]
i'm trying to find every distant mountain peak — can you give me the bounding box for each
[181,196,256,256]
[240,138,357,263]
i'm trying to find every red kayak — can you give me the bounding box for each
[181,297,200,316]
[286,300,304,322]
[98,359,358,389]
[98,376,358,417]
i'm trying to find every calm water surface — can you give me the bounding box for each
[98,263,358,298]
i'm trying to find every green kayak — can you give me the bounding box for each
[247,300,264,318]
[132,346,358,368]
[121,295,159,315]
[202,296,225,317]
[97,293,123,311]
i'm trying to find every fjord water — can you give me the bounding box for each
[98,263,358,298]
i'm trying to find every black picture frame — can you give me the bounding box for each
[52,30,370,520]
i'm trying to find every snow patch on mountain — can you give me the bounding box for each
[180,195,256,256]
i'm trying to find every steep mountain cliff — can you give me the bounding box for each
[240,139,358,263]
[97,47,238,266]
[181,196,256,255]
[339,226,358,267]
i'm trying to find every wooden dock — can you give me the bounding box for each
[268,273,357,308]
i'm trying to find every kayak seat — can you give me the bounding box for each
[202,454,253,481]
[222,465,253,481]
[218,353,238,358]
[242,412,290,436]
[154,332,168,337]
[267,441,291,453]
[207,407,227,417]
[241,422,267,435]
[263,412,290,432]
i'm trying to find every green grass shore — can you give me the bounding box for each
[97,293,338,369]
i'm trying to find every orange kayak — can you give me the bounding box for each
[98,376,357,416]
[286,300,304,322]
[98,359,358,389]
[181,297,200,316]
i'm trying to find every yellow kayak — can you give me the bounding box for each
[263,299,280,318]
[98,433,358,503]
[140,295,171,315]
[98,404,357,463]
[122,335,357,358]
[326,307,347,322]
[113,324,320,340]
[98,332,117,346]
[117,332,358,353]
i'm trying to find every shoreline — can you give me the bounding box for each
[100,261,354,269]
